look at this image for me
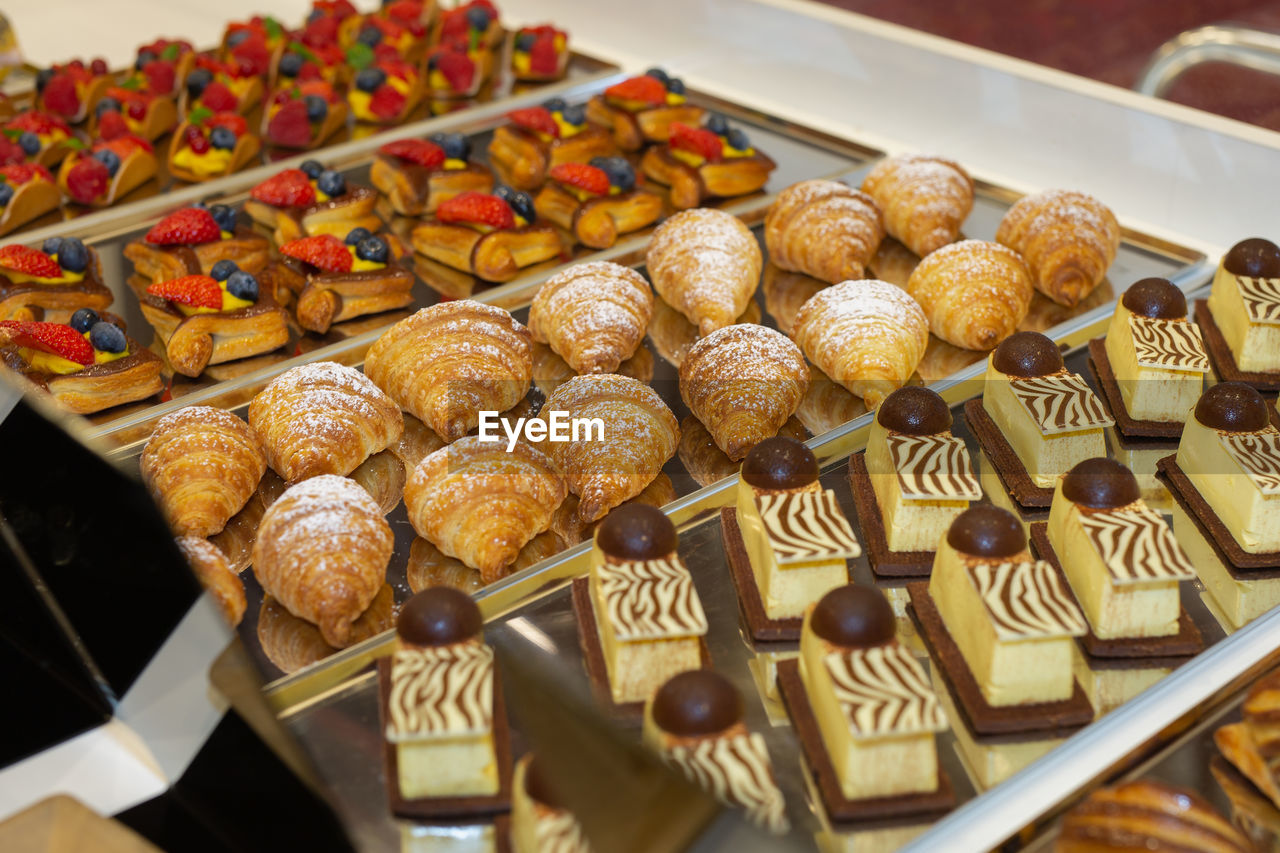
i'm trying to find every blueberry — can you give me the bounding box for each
[356,236,389,264]
[55,237,88,272]
[541,96,566,113]
[432,132,470,161]
[18,132,40,156]
[88,321,126,354]
[95,98,121,119]
[278,52,303,78]
[185,68,212,99]
[644,67,670,85]
[589,156,635,192]
[317,170,346,197]
[515,33,536,51]
[506,190,535,223]
[36,68,54,94]
[226,271,259,301]
[357,26,382,47]
[355,67,386,93]
[725,127,750,150]
[207,204,237,233]
[705,113,728,136]
[299,159,324,179]
[69,308,99,333]
[307,8,324,22]
[210,259,239,281]
[304,94,328,122]
[92,149,121,177]
[135,51,157,71]
[344,227,372,246]
[0,184,12,207]
[667,77,685,95]
[493,184,515,204]
[41,237,63,256]
[209,126,236,151]
[560,103,585,126]
[465,5,490,30]
[227,30,251,48]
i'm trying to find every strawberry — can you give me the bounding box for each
[379,139,444,169]
[41,74,81,117]
[145,207,221,245]
[550,163,609,195]
[267,100,313,148]
[529,34,559,75]
[298,80,336,100]
[0,321,94,365]
[436,192,515,229]
[101,135,152,156]
[199,81,239,113]
[146,275,223,310]
[506,106,558,138]
[142,60,175,96]
[98,110,130,140]
[65,157,111,204]
[8,112,70,136]
[207,112,248,137]
[0,245,63,278]
[0,164,53,184]
[604,75,667,106]
[369,84,407,120]
[280,234,353,272]
[670,122,723,162]
[251,168,316,207]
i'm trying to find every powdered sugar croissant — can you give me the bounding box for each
[905,239,1032,351]
[995,188,1120,308]
[528,261,654,374]
[764,180,883,284]
[646,208,761,336]
[860,154,973,257]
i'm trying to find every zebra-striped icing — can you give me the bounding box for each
[666,732,790,834]
[887,433,982,501]
[756,490,862,564]
[386,641,493,741]
[967,560,1087,639]
[533,810,591,853]
[597,557,708,641]
[1128,316,1210,372]
[1078,504,1200,584]
[1008,370,1114,435]
[823,641,947,738]
[1236,275,1280,325]
[1220,429,1280,496]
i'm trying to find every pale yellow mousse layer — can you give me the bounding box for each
[1105,428,1173,513]
[1103,302,1206,422]
[1176,413,1280,554]
[1071,644,1169,718]
[1208,261,1280,373]
[865,419,975,553]
[977,450,1036,535]
[981,356,1107,489]
[510,756,589,853]
[1170,501,1280,630]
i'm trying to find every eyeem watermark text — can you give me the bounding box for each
[476,411,605,452]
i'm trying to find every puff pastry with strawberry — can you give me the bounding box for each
[487,101,616,192]
[534,158,661,249]
[2,112,76,168]
[411,188,560,283]
[0,311,162,414]
[510,25,569,82]
[641,118,775,209]
[91,86,178,143]
[58,134,158,208]
[263,80,348,150]
[124,205,271,283]
[0,238,112,322]
[246,162,380,245]
[168,110,261,182]
[348,55,424,124]
[370,133,492,217]
[181,58,264,116]
[134,39,197,98]
[0,165,61,238]
[586,69,703,152]
[35,59,114,124]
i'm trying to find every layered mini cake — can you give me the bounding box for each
[510,754,590,853]
[1205,237,1280,375]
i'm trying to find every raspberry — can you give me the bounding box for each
[41,74,81,117]
[142,60,175,95]
[184,124,210,154]
[199,81,239,113]
[369,83,406,120]
[98,111,130,140]
[65,157,111,204]
[266,100,313,148]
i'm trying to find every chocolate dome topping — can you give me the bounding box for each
[596,504,677,560]
[741,436,819,490]
[810,585,895,648]
[524,755,566,810]
[397,587,482,646]
[992,331,1064,377]
[877,386,952,435]
[651,670,744,737]
[946,505,1026,558]
[1194,382,1270,433]
[1121,278,1186,319]
[1062,458,1141,509]
[1224,238,1280,278]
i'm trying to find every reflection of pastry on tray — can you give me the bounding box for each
[349,449,407,515]
[511,754,591,853]
[534,159,663,249]
[488,102,617,192]
[586,70,704,152]
[0,238,112,323]
[407,530,564,594]
[905,240,1032,351]
[271,230,415,334]
[390,412,446,472]
[371,133,493,217]
[762,264,826,337]
[510,25,570,82]
[1056,779,1253,852]
[124,205,272,283]
[552,473,675,546]
[532,340,654,397]
[861,154,973,258]
[168,112,261,183]
[996,189,1119,308]
[915,338,985,384]
[1205,237,1280,378]
[411,190,561,283]
[246,164,382,245]
[647,293,760,369]
[57,134,158,208]
[868,236,919,289]
[529,261,653,375]
[765,179,882,285]
[1022,280,1115,335]
[258,585,394,675]
[262,80,348,151]
[647,208,761,337]
[641,117,776,210]
[175,536,246,626]
[794,365,866,438]
[0,163,61,238]
[208,487,265,573]
[679,414,807,489]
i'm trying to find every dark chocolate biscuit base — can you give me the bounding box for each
[1195,300,1280,392]
[846,452,935,577]
[963,399,1053,507]
[1156,455,1280,576]
[721,507,805,642]
[1086,338,1185,438]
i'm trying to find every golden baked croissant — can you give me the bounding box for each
[860,154,973,257]
[364,301,533,442]
[551,473,676,545]
[406,530,565,594]
[762,264,827,337]
[679,416,808,487]
[389,413,446,472]
[248,361,404,483]
[995,189,1120,308]
[646,208,762,336]
[404,437,566,583]
[251,475,393,648]
[763,180,883,284]
[175,536,246,627]
[258,586,394,675]
[532,341,654,396]
[536,373,679,522]
[140,406,267,538]
[904,239,1033,351]
[528,261,654,374]
[679,324,809,460]
[647,294,761,368]
[792,279,929,409]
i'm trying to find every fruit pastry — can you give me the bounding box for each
[247,162,380,245]
[1056,780,1253,853]
[269,39,348,91]
[0,237,111,323]
[511,25,570,82]
[435,1,504,52]
[124,205,271,283]
[263,80,347,150]
[133,39,197,99]
[348,56,424,124]
[271,230,415,334]
[641,117,776,210]
[343,3,431,65]
[0,165,61,239]
[91,87,178,143]
[140,265,289,377]
[221,16,284,76]
[511,754,591,853]
[411,189,560,283]
[34,59,114,124]
[2,112,76,168]
[646,208,762,336]
[0,311,162,414]
[168,111,261,182]
[370,133,493,217]
[860,154,974,258]
[527,261,653,375]
[181,59,264,116]
[533,158,662,249]
[996,189,1120,308]
[58,134,157,208]
[424,37,493,100]
[1204,237,1280,378]
[586,68,703,152]
[487,100,617,192]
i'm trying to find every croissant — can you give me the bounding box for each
[258,586,394,675]
[364,301,533,442]
[860,154,973,257]
[646,208,762,336]
[536,374,679,522]
[551,473,677,546]
[406,530,565,594]
[680,324,809,460]
[762,264,827,337]
[252,475,393,648]
[763,180,883,284]
[404,437,567,583]
[175,536,246,627]
[248,361,404,483]
[528,261,654,374]
[995,189,1120,308]
[905,239,1032,351]
[140,406,267,538]
[792,279,929,409]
